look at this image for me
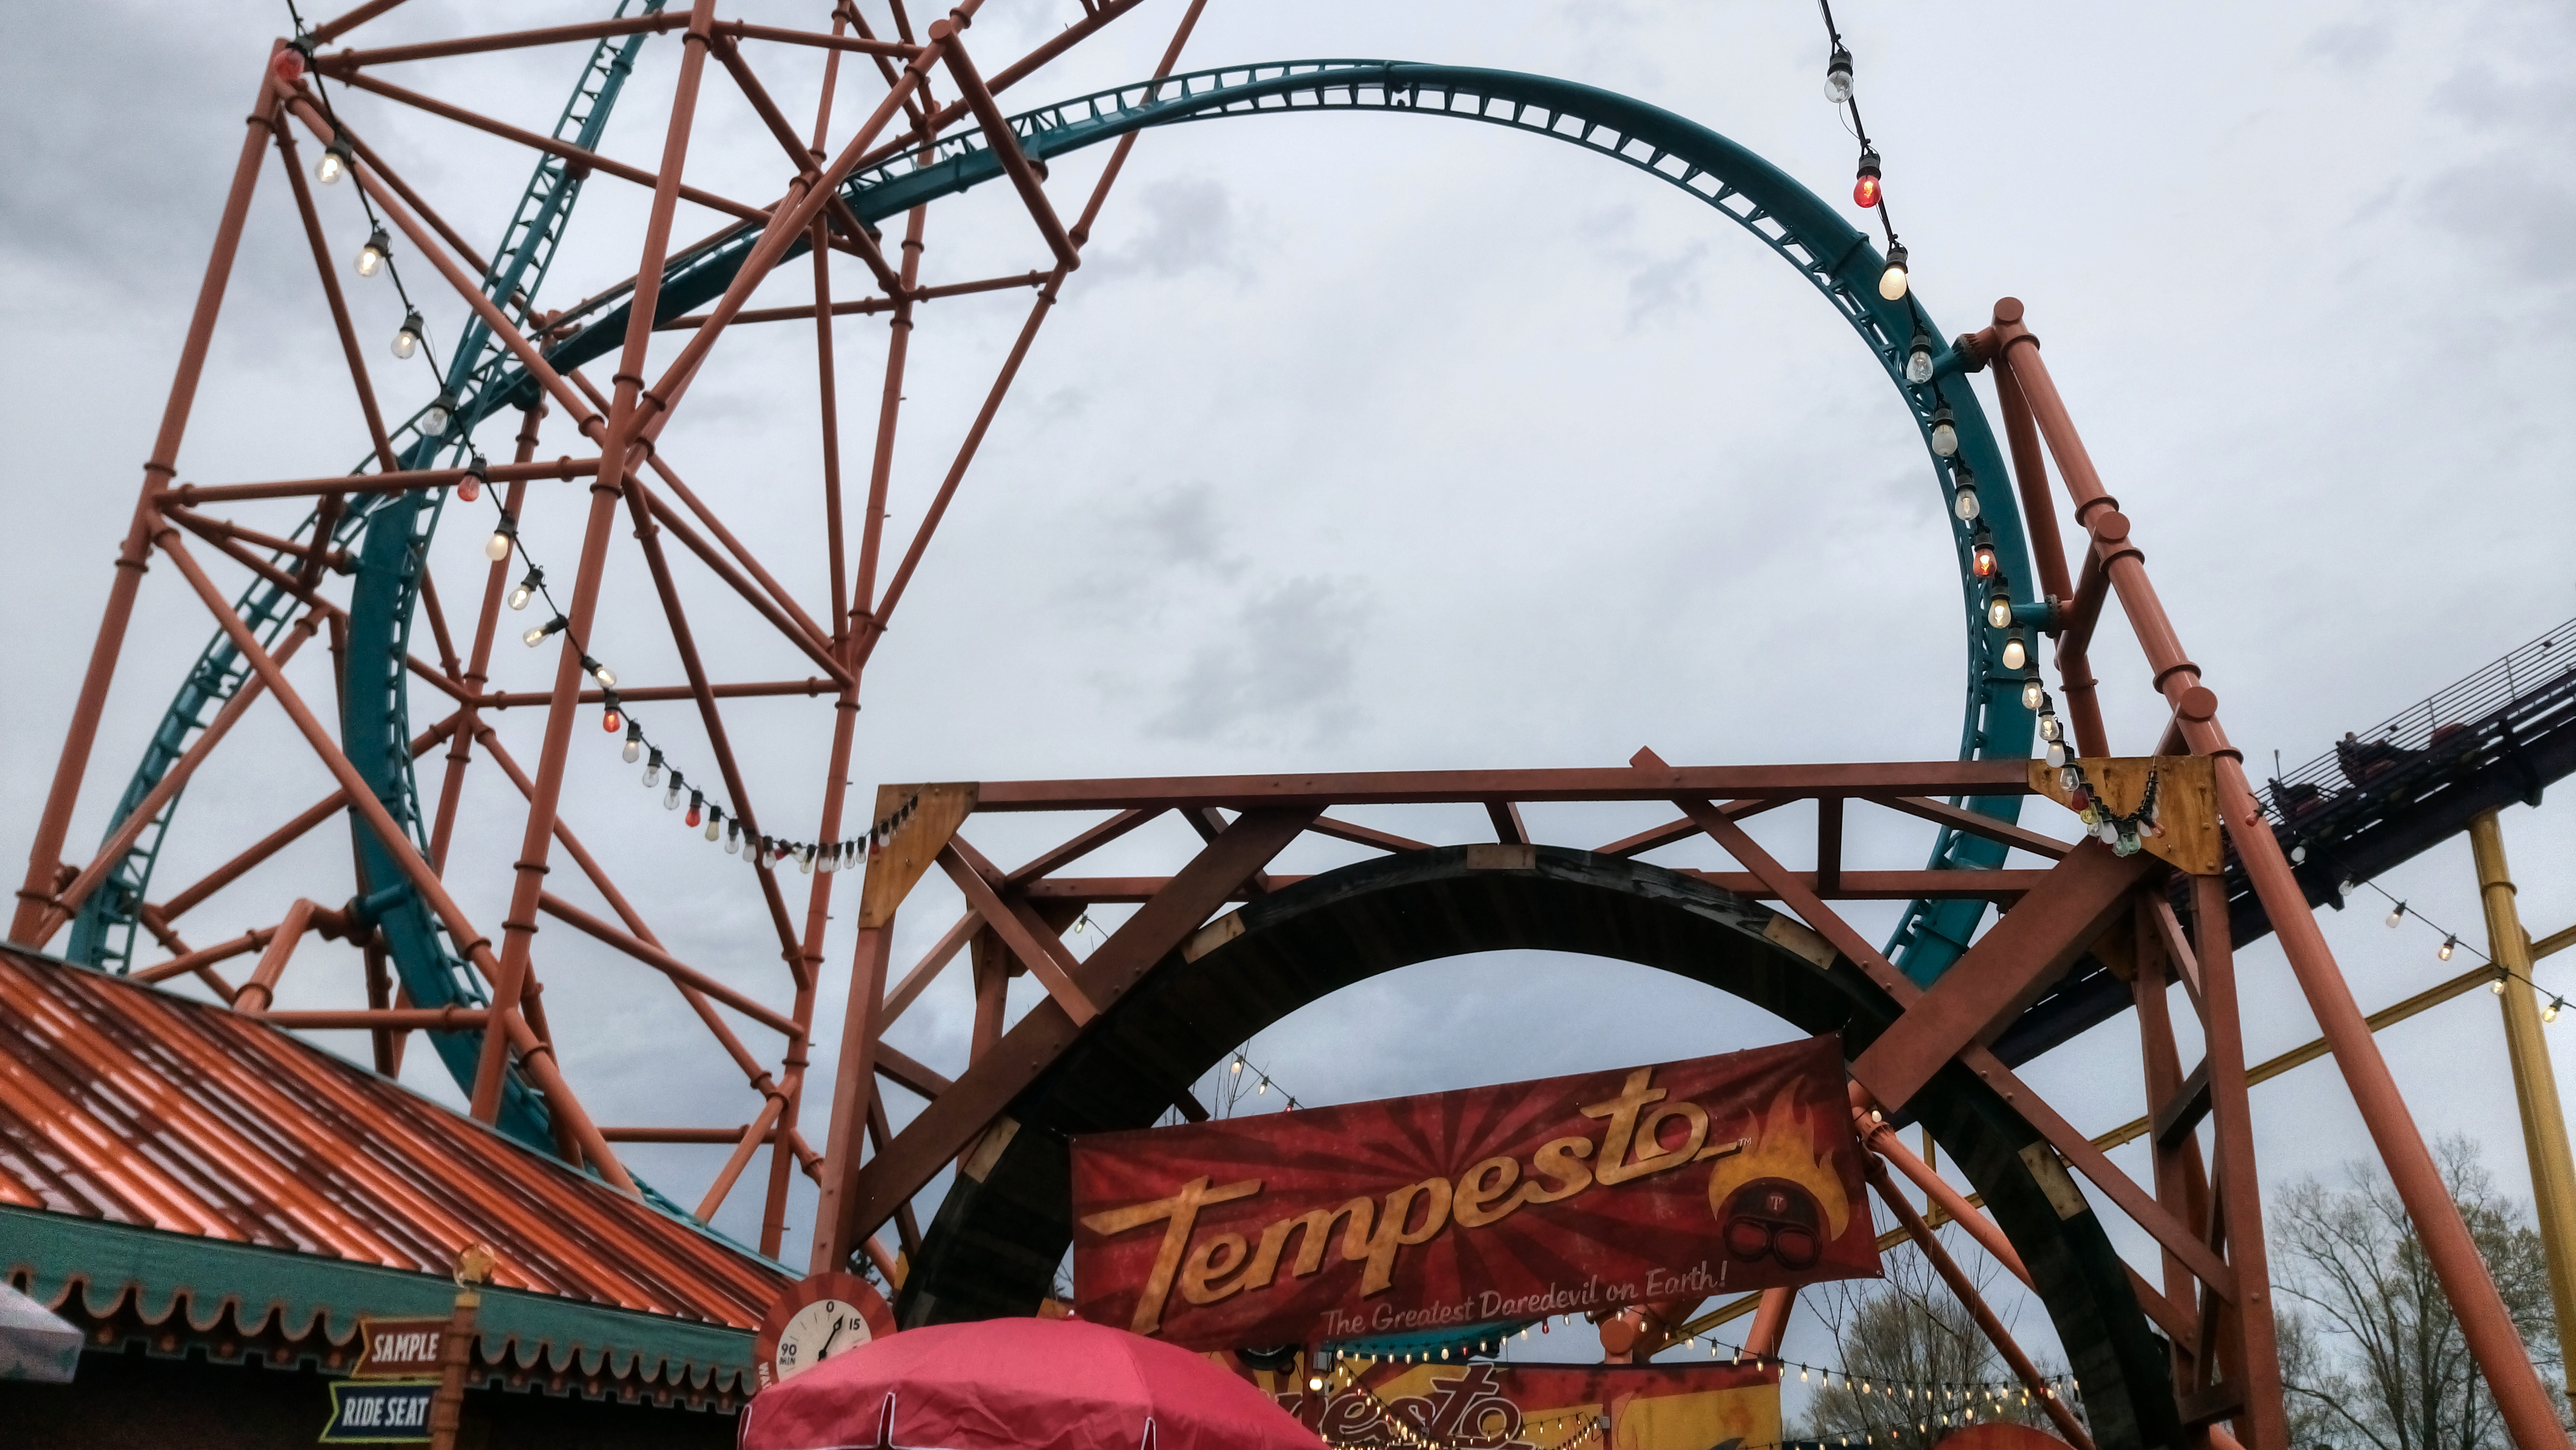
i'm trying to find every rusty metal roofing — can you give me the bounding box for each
[0,946,790,1332]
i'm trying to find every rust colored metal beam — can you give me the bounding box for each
[879,912,977,1029]
[310,0,411,45]
[156,716,454,923]
[936,31,1077,270]
[1871,795,2070,860]
[164,456,594,506]
[129,929,271,986]
[698,1095,789,1223]
[1305,815,1434,856]
[2194,873,2287,1450]
[272,114,397,476]
[330,69,769,224]
[536,893,799,1038]
[430,406,544,872]
[322,112,494,276]
[1850,842,2155,1111]
[11,60,276,947]
[1487,801,1531,846]
[474,677,836,709]
[1014,870,2046,904]
[970,762,2033,814]
[1865,1157,2096,1450]
[1995,296,2552,1448]
[262,1007,491,1031]
[936,843,1097,1025]
[156,528,635,1195]
[475,0,720,1131]
[654,272,1045,330]
[1006,809,1166,886]
[715,18,913,58]
[319,12,690,70]
[823,807,1313,1266]
[874,1042,953,1101]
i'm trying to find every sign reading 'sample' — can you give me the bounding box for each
[1072,1035,1878,1350]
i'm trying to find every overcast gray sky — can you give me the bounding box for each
[4,0,2573,1396]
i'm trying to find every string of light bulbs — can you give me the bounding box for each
[1218,1048,1305,1114]
[280,7,923,878]
[2344,876,2569,1019]
[1312,1337,2077,1450]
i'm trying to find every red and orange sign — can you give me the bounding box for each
[1072,1035,1878,1350]
[1267,1358,1780,1450]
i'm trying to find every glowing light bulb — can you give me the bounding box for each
[2022,677,2046,712]
[1878,242,1909,301]
[1987,591,2013,630]
[591,660,615,687]
[1854,147,1882,209]
[2440,936,2456,961]
[1825,45,1853,103]
[2549,999,2562,1024]
[601,708,622,733]
[391,309,422,360]
[621,723,642,763]
[1905,328,1933,384]
[1953,481,1980,521]
[355,226,390,278]
[509,567,539,611]
[2495,979,2509,996]
[485,530,512,564]
[1972,537,1998,578]
[521,615,561,647]
[2039,710,2063,742]
[2002,631,2028,671]
[317,138,350,186]
[1928,402,1958,457]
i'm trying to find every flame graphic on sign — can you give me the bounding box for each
[1705,1087,1850,1239]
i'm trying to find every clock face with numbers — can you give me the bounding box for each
[752,1273,897,1390]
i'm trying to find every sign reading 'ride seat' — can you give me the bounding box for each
[1071,1034,1880,1350]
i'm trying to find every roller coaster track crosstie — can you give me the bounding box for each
[18,12,2571,1447]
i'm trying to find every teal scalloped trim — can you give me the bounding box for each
[1,1208,756,1392]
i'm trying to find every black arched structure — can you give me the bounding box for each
[899,846,2179,1450]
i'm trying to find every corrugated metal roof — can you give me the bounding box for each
[0,947,790,1329]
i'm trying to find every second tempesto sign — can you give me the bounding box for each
[1072,1035,1880,1349]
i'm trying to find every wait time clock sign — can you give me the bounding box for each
[751,1273,897,1390]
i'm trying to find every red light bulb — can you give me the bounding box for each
[1972,543,1997,577]
[272,48,307,84]
[685,803,703,827]
[1853,173,1881,209]
[458,477,481,503]
[602,709,622,732]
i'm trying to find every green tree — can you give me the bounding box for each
[2270,1135,2565,1450]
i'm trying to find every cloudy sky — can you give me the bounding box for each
[4,0,2573,1396]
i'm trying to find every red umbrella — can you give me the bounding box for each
[740,1316,1322,1450]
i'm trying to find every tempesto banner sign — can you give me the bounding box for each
[1269,1358,1781,1450]
[1073,1035,1878,1350]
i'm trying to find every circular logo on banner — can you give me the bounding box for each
[753,1272,896,1390]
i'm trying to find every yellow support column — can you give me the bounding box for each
[2469,807,2576,1375]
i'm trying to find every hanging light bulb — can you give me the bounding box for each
[601,705,622,733]
[2440,935,2456,961]
[800,846,816,875]
[420,390,456,438]
[456,453,485,503]
[1927,401,1958,456]
[2022,675,2046,712]
[508,565,542,611]
[2039,705,2063,742]
[643,748,662,787]
[317,136,352,186]
[589,658,616,687]
[522,614,563,648]
[685,792,703,828]
[1905,327,1934,384]
[1971,530,1998,578]
[2002,629,2029,671]
[2384,901,2406,928]
[2549,999,2565,1024]
[621,721,643,763]
[725,821,742,854]
[485,512,516,563]
[1987,587,2014,631]
[665,774,684,809]
[1232,1058,1244,1074]
[2291,843,2309,864]
[1854,147,1883,209]
[1825,45,1854,103]
[1878,242,1910,301]
[355,225,391,278]
[391,308,423,360]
